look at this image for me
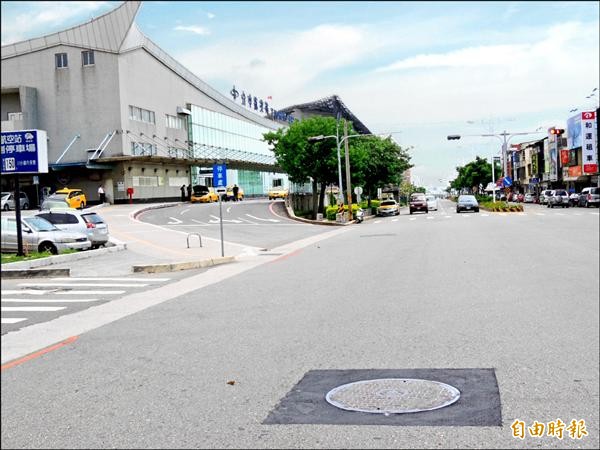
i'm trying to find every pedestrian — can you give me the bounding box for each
[98,185,106,204]
[232,184,239,202]
[187,184,192,201]
[180,184,186,202]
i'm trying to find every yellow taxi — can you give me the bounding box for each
[190,186,218,203]
[54,188,87,209]
[268,187,288,200]
[377,199,400,216]
[225,185,244,201]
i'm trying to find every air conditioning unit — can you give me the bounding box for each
[176,106,191,115]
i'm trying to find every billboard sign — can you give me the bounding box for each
[548,132,559,181]
[567,114,582,149]
[581,111,597,174]
[1,130,48,174]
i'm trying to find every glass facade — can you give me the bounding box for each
[188,104,287,196]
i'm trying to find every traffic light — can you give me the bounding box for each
[550,128,565,136]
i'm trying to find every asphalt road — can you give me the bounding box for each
[137,199,329,249]
[2,200,598,449]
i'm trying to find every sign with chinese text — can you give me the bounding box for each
[1,130,48,174]
[213,164,227,187]
[531,153,538,175]
[568,166,582,177]
[581,111,597,173]
[560,149,570,165]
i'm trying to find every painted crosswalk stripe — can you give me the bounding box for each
[481,214,489,217]
[2,306,66,312]
[592,212,599,216]
[19,283,148,287]
[498,213,507,216]
[444,216,451,219]
[2,298,100,303]
[427,216,434,220]
[55,290,126,295]
[374,220,381,224]
[1,318,27,324]
[392,219,398,222]
[1,290,50,295]
[409,218,417,221]
[49,277,170,282]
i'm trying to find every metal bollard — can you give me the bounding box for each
[187,233,203,248]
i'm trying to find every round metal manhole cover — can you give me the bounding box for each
[325,378,460,414]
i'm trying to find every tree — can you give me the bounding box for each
[264,116,342,219]
[350,137,412,207]
[450,156,499,194]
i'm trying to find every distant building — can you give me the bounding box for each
[1,1,286,204]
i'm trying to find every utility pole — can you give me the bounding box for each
[344,120,353,222]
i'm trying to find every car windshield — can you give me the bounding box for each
[591,188,600,195]
[381,201,396,206]
[82,213,104,224]
[556,191,567,195]
[459,196,476,201]
[193,185,209,195]
[411,195,425,200]
[23,216,58,232]
[49,194,68,200]
[426,196,435,201]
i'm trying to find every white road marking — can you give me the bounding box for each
[535,213,545,216]
[1,318,26,324]
[167,216,182,224]
[49,277,170,282]
[517,213,527,216]
[391,219,398,222]
[209,215,242,224]
[191,219,209,226]
[498,213,507,216]
[237,217,259,224]
[226,206,232,213]
[2,306,66,312]
[592,212,599,216]
[2,298,100,303]
[374,220,382,224]
[444,216,451,219]
[409,218,417,221]
[180,208,190,215]
[245,214,279,223]
[555,213,565,216]
[481,214,489,217]
[1,290,49,295]
[19,283,147,287]
[427,216,434,220]
[56,291,126,295]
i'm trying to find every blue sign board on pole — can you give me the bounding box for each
[502,176,513,187]
[213,164,227,187]
[1,130,49,174]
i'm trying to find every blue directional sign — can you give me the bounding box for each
[502,176,513,187]
[213,164,227,187]
[1,130,49,174]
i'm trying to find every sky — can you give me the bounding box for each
[1,1,599,189]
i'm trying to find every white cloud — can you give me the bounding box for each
[174,25,210,36]
[1,1,111,45]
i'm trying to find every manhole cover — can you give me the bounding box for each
[325,378,460,414]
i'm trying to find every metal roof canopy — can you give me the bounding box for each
[279,95,372,135]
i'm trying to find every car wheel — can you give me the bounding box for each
[22,203,29,210]
[409,210,413,215]
[475,208,479,212]
[3,204,9,211]
[456,209,460,213]
[39,242,57,255]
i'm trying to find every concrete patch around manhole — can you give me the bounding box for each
[263,369,501,426]
[326,378,460,414]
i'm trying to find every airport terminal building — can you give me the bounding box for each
[1,1,287,204]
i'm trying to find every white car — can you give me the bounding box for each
[426,195,438,211]
[1,191,30,210]
[36,209,109,249]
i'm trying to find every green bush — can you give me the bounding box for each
[479,201,523,212]
[325,204,362,221]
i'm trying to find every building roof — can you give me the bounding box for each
[1,1,279,130]
[279,95,371,134]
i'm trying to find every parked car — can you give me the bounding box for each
[540,190,553,205]
[569,192,580,207]
[190,185,218,203]
[268,187,288,200]
[426,195,438,211]
[225,185,244,201]
[578,187,600,208]
[456,195,479,213]
[524,193,536,203]
[54,187,87,209]
[40,194,73,210]
[1,191,30,210]
[409,193,428,214]
[377,199,400,216]
[547,189,570,208]
[36,209,109,249]
[1,215,91,254]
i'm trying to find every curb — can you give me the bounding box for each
[132,202,180,220]
[132,256,236,273]
[1,268,70,278]
[1,243,127,270]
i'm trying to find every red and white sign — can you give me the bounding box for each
[581,111,598,173]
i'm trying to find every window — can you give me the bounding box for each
[166,114,185,130]
[82,50,95,66]
[55,53,68,68]
[131,142,157,156]
[128,105,155,124]
[38,213,79,225]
